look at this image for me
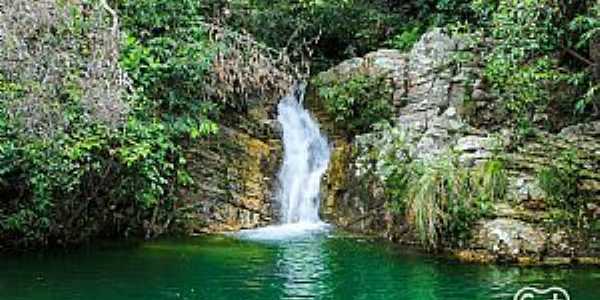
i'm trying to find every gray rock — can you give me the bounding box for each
[455,135,492,152]
[559,121,600,138]
[316,57,364,84]
[456,135,494,166]
[364,49,408,77]
[314,27,600,261]
[471,89,493,101]
[474,218,546,257]
[508,176,545,202]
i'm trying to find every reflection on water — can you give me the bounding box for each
[276,238,331,299]
[0,233,598,300]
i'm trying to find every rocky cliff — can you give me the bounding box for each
[180,103,283,233]
[314,28,600,264]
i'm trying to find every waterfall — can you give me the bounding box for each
[236,84,331,240]
[276,84,330,224]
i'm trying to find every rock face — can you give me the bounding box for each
[181,104,282,233]
[318,29,477,160]
[315,28,600,264]
[318,28,476,237]
[456,123,600,264]
[472,218,547,258]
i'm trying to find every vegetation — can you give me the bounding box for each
[205,0,405,71]
[1,0,153,248]
[403,156,508,249]
[215,0,598,126]
[316,74,393,135]
[471,0,599,128]
[538,150,582,212]
[355,125,507,249]
[0,0,297,249]
[385,24,427,51]
[203,0,496,70]
[0,0,597,251]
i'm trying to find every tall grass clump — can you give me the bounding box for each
[355,126,508,250]
[406,155,507,250]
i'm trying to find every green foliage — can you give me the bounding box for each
[537,149,582,211]
[475,159,508,203]
[486,56,561,116]
[355,126,506,250]
[567,1,600,117]
[405,154,496,249]
[473,0,599,125]
[385,24,425,51]
[0,105,192,247]
[1,0,596,250]
[317,74,393,135]
[211,0,410,70]
[575,83,600,115]
[432,0,480,25]
[354,123,414,212]
[0,0,221,249]
[2,0,304,249]
[118,0,219,124]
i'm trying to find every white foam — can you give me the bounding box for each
[235,222,331,241]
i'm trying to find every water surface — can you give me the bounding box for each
[1,232,598,300]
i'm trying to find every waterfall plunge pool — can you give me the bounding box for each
[3,87,596,300]
[1,231,598,300]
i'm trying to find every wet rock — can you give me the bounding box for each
[491,203,545,223]
[576,257,600,265]
[542,257,572,266]
[549,230,572,254]
[454,249,496,264]
[516,256,539,265]
[181,102,282,233]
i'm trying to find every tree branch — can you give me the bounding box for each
[100,0,118,36]
[564,48,594,66]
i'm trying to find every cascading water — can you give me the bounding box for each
[237,84,331,240]
[277,84,330,225]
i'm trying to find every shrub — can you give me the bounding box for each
[317,74,393,135]
[354,122,414,211]
[0,0,215,248]
[475,159,508,203]
[1,0,303,249]
[0,0,128,138]
[537,149,582,211]
[406,154,496,249]
[473,0,599,125]
[206,0,410,71]
[384,24,426,51]
[355,126,505,250]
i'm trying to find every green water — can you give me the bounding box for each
[1,231,598,300]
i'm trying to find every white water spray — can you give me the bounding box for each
[237,84,331,240]
[277,84,330,224]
